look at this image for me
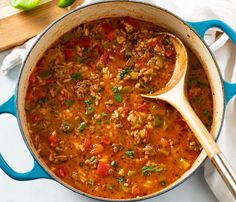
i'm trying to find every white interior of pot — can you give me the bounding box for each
[17,1,224,200]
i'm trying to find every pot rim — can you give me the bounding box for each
[16,0,226,201]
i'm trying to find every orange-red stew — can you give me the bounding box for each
[25,17,213,199]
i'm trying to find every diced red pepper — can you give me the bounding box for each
[34,89,46,100]
[29,73,37,84]
[36,58,45,68]
[77,37,91,49]
[95,45,104,55]
[26,91,34,101]
[64,49,75,61]
[99,136,111,145]
[148,39,158,48]
[123,102,131,115]
[56,166,67,178]
[136,103,149,112]
[131,185,141,195]
[101,23,114,34]
[65,39,75,49]
[48,135,59,144]
[30,115,40,121]
[101,52,110,66]
[96,162,109,177]
[165,50,175,57]
[125,16,139,27]
[106,29,116,41]
[84,138,92,150]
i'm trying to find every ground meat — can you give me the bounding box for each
[74,80,92,100]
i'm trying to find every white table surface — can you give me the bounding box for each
[0,48,219,202]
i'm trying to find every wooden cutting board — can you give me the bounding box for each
[0,0,84,51]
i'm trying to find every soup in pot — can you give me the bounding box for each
[25,17,213,199]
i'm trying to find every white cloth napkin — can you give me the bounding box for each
[0,0,236,201]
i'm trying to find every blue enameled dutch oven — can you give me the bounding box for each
[0,1,236,201]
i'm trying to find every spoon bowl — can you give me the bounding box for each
[142,33,236,198]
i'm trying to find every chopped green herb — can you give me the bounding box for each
[86,106,95,115]
[125,49,132,59]
[116,176,125,184]
[71,73,82,81]
[149,48,154,55]
[87,180,94,187]
[98,87,104,93]
[80,58,86,63]
[75,56,86,64]
[125,150,134,159]
[142,165,166,176]
[96,119,102,125]
[114,93,122,103]
[141,48,146,53]
[92,96,96,100]
[120,67,129,79]
[112,85,119,93]
[160,180,166,187]
[84,100,92,105]
[102,112,108,118]
[111,160,117,167]
[38,97,48,104]
[163,36,170,45]
[39,69,52,79]
[90,156,96,162]
[78,122,86,132]
[61,122,73,133]
[65,99,73,108]
[82,48,88,55]
[105,120,111,125]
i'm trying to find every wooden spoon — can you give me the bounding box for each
[142,33,236,198]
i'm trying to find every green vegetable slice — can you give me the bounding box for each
[114,93,122,103]
[10,0,40,11]
[125,150,134,159]
[58,0,76,8]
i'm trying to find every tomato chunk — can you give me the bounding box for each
[106,29,116,41]
[101,23,114,34]
[99,136,111,145]
[84,138,92,150]
[48,135,59,144]
[125,16,139,27]
[95,45,104,55]
[56,166,67,178]
[77,37,91,49]
[101,52,110,66]
[137,103,149,112]
[64,49,75,61]
[96,162,109,177]
[65,39,75,49]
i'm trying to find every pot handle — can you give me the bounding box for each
[0,95,51,180]
[188,20,236,104]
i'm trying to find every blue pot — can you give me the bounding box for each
[0,1,236,201]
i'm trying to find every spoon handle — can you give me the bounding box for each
[212,153,236,198]
[178,96,236,199]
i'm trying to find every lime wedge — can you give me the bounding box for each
[10,0,40,11]
[58,0,75,8]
